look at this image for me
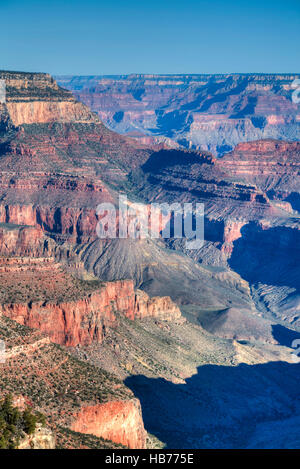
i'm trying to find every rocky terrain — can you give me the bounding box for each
[57,74,300,155]
[125,141,300,331]
[0,315,146,448]
[218,140,300,209]
[0,70,299,449]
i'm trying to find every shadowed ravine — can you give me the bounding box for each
[125,361,300,449]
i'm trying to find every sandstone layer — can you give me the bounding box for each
[71,399,146,449]
[0,315,146,448]
[1,71,98,126]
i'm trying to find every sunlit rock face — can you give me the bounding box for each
[1,71,98,126]
[57,73,300,155]
[71,399,147,449]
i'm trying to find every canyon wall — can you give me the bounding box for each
[217,140,300,205]
[0,223,55,257]
[1,71,98,125]
[0,314,147,449]
[57,73,300,155]
[71,399,146,449]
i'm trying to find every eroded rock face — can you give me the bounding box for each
[18,424,56,450]
[1,71,98,126]
[71,399,146,449]
[0,224,52,257]
[221,220,246,255]
[0,203,102,244]
[217,140,300,200]
[133,289,182,322]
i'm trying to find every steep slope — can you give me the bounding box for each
[77,237,254,317]
[2,70,97,126]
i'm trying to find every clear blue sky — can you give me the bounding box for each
[0,0,299,75]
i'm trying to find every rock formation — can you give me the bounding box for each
[2,71,98,126]
[217,140,300,210]
[57,73,300,155]
[18,424,56,450]
[71,399,146,449]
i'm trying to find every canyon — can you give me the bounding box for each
[57,74,300,155]
[0,70,299,449]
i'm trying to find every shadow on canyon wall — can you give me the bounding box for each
[125,360,300,448]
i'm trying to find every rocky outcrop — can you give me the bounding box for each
[0,223,53,257]
[133,289,182,321]
[0,71,98,126]
[221,220,247,255]
[18,424,56,450]
[0,203,100,244]
[71,399,146,449]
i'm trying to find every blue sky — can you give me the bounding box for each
[0,0,299,75]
